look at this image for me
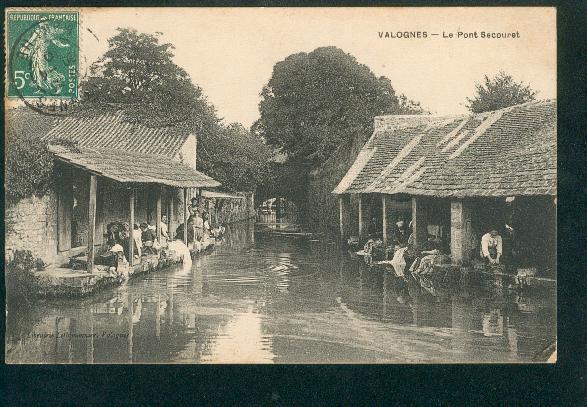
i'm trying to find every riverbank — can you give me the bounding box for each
[14,219,255,298]
[24,250,185,298]
[369,261,557,291]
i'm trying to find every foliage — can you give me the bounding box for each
[81,28,219,131]
[5,131,55,204]
[466,71,537,113]
[80,28,270,192]
[8,249,47,272]
[398,94,427,115]
[253,46,426,165]
[6,250,45,301]
[5,118,81,204]
[255,161,312,206]
[197,123,273,192]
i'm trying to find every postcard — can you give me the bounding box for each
[5,7,556,364]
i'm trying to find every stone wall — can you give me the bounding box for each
[5,191,58,265]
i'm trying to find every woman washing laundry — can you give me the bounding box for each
[409,234,449,276]
[480,227,503,265]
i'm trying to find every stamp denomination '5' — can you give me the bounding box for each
[6,11,79,98]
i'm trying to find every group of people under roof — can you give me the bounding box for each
[174,197,226,248]
[101,197,226,270]
[360,215,504,278]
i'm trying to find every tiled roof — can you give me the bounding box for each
[43,112,191,157]
[5,107,61,140]
[333,100,556,197]
[49,145,220,189]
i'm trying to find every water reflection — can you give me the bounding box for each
[6,218,555,364]
[204,307,273,364]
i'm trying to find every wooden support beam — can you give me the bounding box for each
[411,197,418,249]
[169,190,175,239]
[166,192,170,220]
[339,196,345,239]
[411,197,427,251]
[358,194,364,240]
[129,188,135,265]
[382,195,388,246]
[183,188,188,245]
[338,194,351,240]
[358,194,372,241]
[156,185,162,243]
[87,175,97,273]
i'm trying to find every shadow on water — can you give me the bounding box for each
[6,217,556,364]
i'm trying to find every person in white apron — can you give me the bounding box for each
[160,215,169,247]
[480,228,503,264]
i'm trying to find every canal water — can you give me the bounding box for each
[6,214,556,364]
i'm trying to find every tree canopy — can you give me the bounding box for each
[253,46,425,166]
[197,123,272,192]
[466,71,537,113]
[82,28,218,131]
[80,28,270,192]
[252,46,425,205]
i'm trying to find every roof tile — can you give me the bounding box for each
[49,145,220,189]
[43,112,191,157]
[334,100,556,197]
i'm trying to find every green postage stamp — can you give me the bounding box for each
[6,10,79,98]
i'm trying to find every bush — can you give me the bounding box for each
[5,134,55,204]
[6,250,45,300]
[5,130,80,204]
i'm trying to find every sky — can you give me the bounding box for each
[76,7,556,127]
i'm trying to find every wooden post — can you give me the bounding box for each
[359,194,373,241]
[339,196,345,239]
[169,190,175,240]
[87,175,97,273]
[411,197,418,249]
[129,188,135,265]
[183,188,188,245]
[156,185,162,243]
[358,194,363,240]
[338,195,351,240]
[411,197,427,251]
[382,195,388,246]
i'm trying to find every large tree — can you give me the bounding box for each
[466,71,537,113]
[81,28,270,192]
[82,28,218,131]
[197,123,272,192]
[253,46,425,165]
